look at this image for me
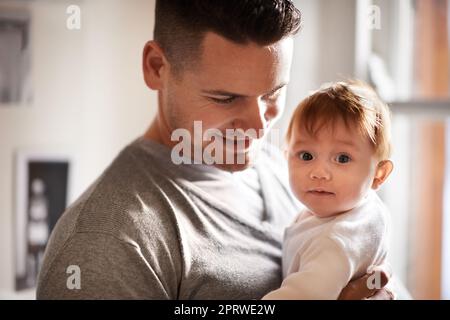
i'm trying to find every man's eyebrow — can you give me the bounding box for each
[201,89,246,98]
[201,83,287,97]
[266,83,287,95]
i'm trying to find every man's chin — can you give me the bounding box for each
[214,162,252,172]
[212,150,256,172]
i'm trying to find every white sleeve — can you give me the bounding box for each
[262,237,353,300]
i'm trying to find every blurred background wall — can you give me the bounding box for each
[0,0,156,298]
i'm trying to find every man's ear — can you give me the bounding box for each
[371,160,394,190]
[142,40,167,90]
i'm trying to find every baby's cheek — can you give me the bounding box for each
[289,177,302,198]
[340,184,367,209]
[289,174,304,200]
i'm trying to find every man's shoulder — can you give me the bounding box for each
[261,141,296,189]
[256,141,289,180]
[38,144,184,298]
[259,140,286,163]
[48,141,181,248]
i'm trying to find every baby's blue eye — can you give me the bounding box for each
[299,152,313,161]
[336,154,351,163]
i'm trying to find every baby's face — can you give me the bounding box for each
[287,119,380,218]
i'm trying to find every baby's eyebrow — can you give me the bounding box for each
[334,140,358,147]
[292,140,309,148]
[294,138,314,144]
[292,139,360,150]
[333,140,361,152]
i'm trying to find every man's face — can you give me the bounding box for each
[160,32,294,171]
[287,119,379,218]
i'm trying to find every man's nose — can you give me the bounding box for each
[309,162,332,181]
[236,99,278,138]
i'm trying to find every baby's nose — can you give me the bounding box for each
[310,165,332,180]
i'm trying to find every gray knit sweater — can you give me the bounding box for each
[36,137,300,299]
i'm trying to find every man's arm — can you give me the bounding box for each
[37,232,180,299]
[338,265,394,300]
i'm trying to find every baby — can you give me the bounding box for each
[263,81,394,299]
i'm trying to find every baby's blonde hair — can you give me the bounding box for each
[286,80,392,159]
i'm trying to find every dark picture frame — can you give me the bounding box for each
[14,151,72,291]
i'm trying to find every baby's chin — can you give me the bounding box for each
[304,203,349,218]
[307,204,358,218]
[309,209,341,219]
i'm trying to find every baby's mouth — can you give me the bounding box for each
[307,189,335,196]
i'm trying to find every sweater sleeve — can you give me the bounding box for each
[262,237,353,300]
[36,231,180,299]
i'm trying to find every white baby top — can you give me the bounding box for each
[263,190,390,300]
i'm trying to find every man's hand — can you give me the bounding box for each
[338,265,395,300]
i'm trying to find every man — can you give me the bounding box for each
[37,0,392,299]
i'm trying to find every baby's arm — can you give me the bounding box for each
[262,237,353,300]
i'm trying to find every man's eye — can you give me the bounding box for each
[298,152,313,161]
[263,90,281,101]
[264,93,278,101]
[336,154,351,164]
[210,97,236,104]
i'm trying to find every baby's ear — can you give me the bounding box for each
[371,160,394,190]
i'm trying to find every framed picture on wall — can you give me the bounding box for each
[0,7,32,106]
[14,151,72,291]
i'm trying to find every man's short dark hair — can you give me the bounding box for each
[154,0,302,74]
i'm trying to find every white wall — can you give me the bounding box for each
[278,0,357,138]
[0,0,156,298]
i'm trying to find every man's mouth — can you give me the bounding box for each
[220,135,253,150]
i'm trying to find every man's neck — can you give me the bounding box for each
[143,118,163,143]
[143,116,175,148]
